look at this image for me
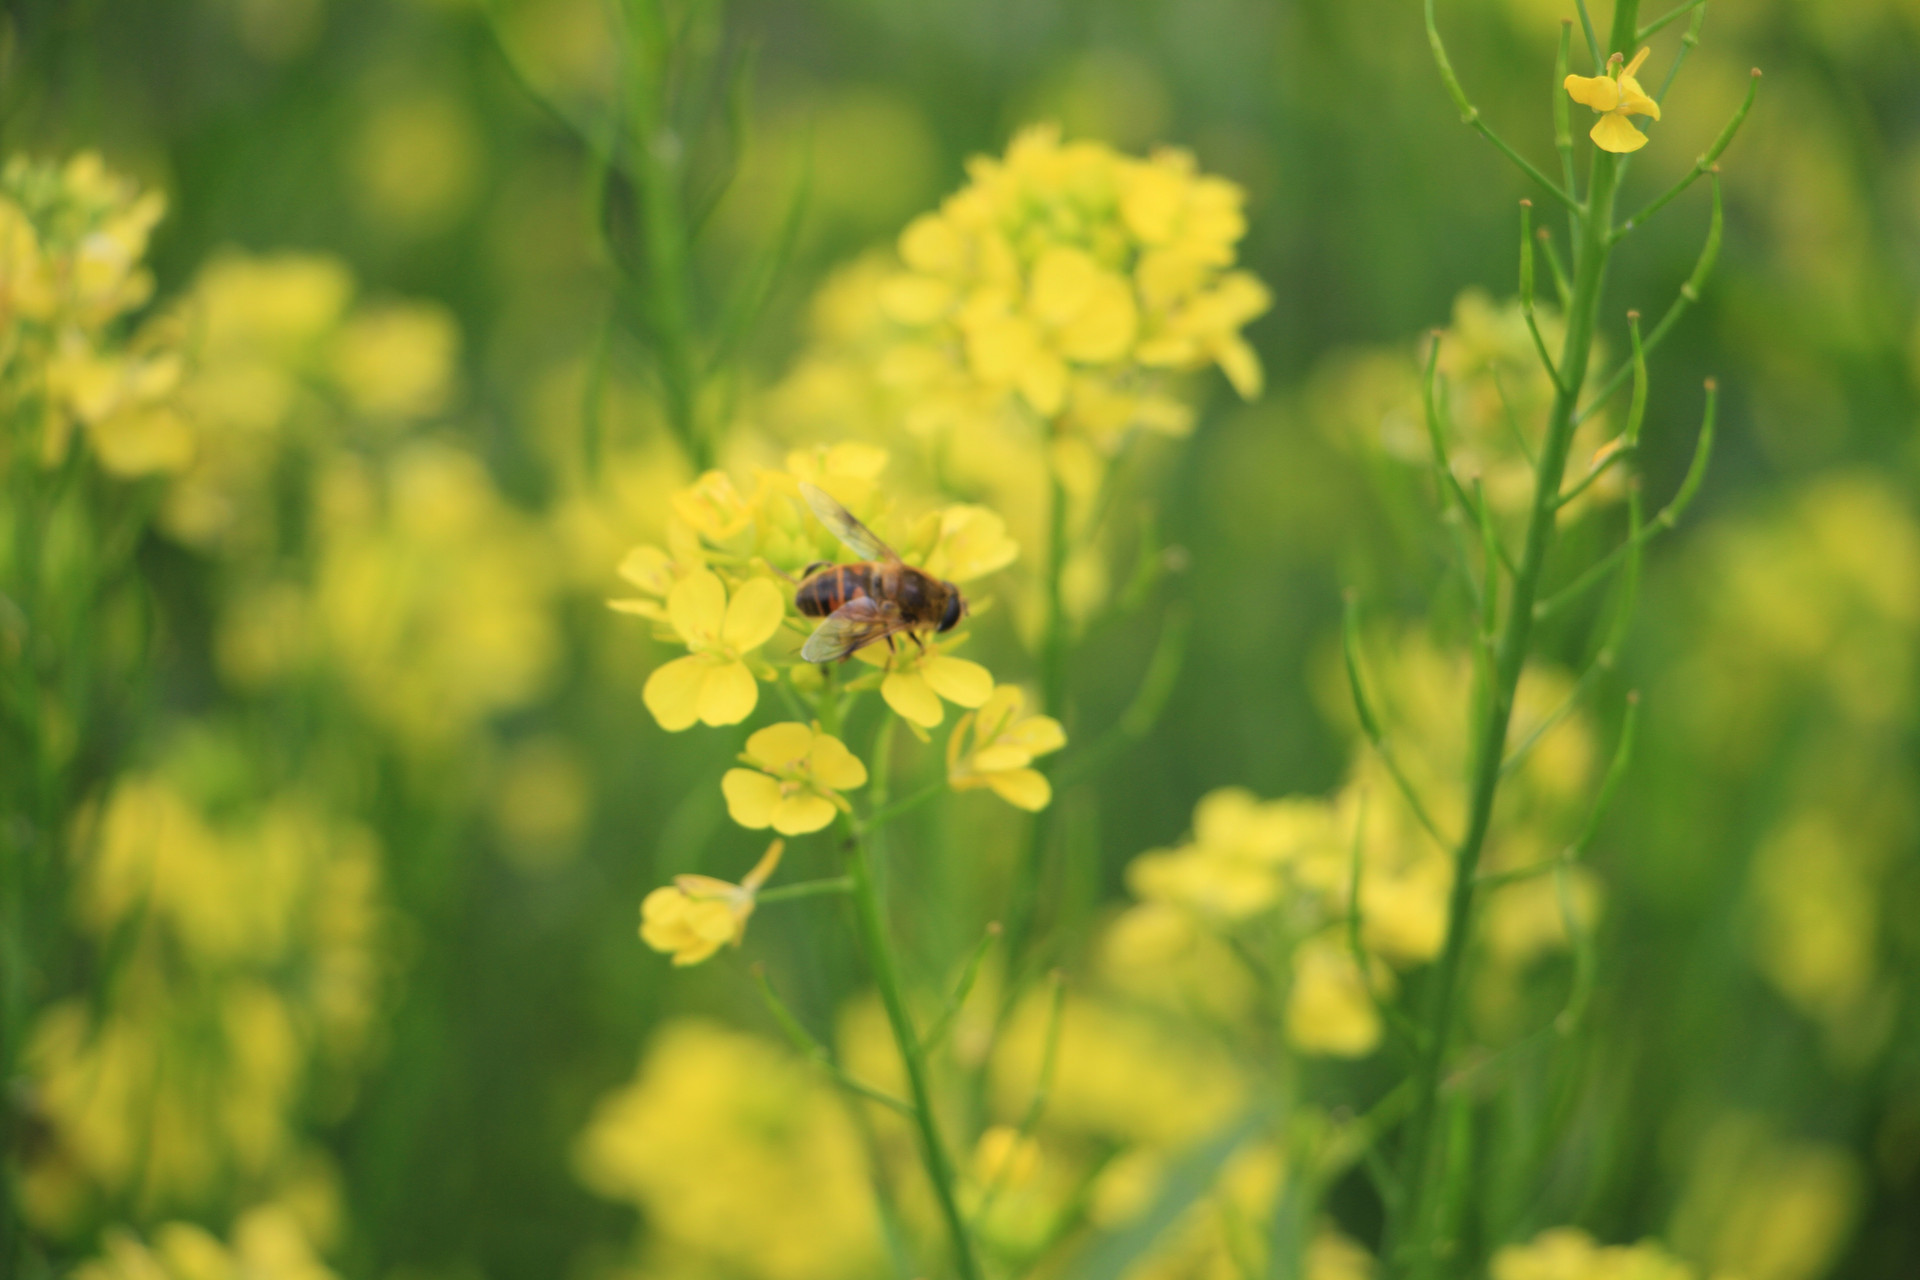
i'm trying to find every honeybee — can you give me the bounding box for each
[795,482,966,664]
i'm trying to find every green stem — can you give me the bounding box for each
[847,829,981,1280]
[1389,46,1633,1267]
[756,876,855,903]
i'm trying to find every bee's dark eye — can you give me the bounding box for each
[939,589,963,632]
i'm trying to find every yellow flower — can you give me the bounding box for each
[606,519,706,624]
[919,504,1020,583]
[722,723,868,835]
[640,840,784,966]
[866,637,995,728]
[1285,933,1386,1058]
[641,570,786,732]
[947,685,1066,811]
[671,469,756,542]
[1565,48,1663,154]
[971,1125,1042,1190]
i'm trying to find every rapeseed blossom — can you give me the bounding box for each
[1492,1227,1695,1280]
[641,840,785,965]
[1565,48,1663,154]
[723,723,869,835]
[869,635,995,728]
[0,153,188,476]
[575,1020,881,1280]
[946,685,1066,811]
[71,1207,340,1280]
[640,570,786,730]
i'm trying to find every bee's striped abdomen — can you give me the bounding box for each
[796,564,875,617]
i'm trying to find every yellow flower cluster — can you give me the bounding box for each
[24,771,383,1229]
[163,251,459,555]
[1308,289,1622,520]
[610,444,1018,736]
[0,152,187,475]
[1101,629,1603,1057]
[214,444,561,752]
[1492,1227,1696,1280]
[876,124,1269,453]
[574,1019,882,1280]
[72,1206,340,1280]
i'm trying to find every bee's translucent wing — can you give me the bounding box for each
[800,482,898,563]
[800,595,909,664]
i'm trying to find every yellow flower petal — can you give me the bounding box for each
[879,272,956,326]
[987,768,1052,812]
[973,743,1035,773]
[1563,73,1621,113]
[721,576,786,651]
[1217,337,1263,400]
[882,670,946,728]
[643,654,710,732]
[899,212,964,274]
[1615,75,1661,120]
[771,793,838,836]
[1003,714,1067,756]
[923,656,994,708]
[1018,351,1069,417]
[722,768,782,829]
[1621,46,1652,79]
[617,545,674,595]
[1054,271,1139,364]
[808,733,869,791]
[744,722,816,770]
[1590,113,1649,154]
[694,658,759,727]
[1030,247,1100,326]
[667,569,727,646]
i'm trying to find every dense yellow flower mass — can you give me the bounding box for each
[877,124,1269,443]
[72,1207,340,1280]
[575,1020,881,1280]
[0,153,188,475]
[1492,1227,1695,1280]
[1565,48,1663,154]
[24,770,383,1227]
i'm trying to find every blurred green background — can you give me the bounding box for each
[4,0,1918,1277]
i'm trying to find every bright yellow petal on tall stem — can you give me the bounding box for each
[693,659,759,726]
[722,769,784,829]
[988,769,1052,812]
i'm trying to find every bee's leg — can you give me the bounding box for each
[909,630,927,653]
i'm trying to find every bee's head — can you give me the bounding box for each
[938,585,965,633]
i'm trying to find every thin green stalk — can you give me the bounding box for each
[751,964,915,1115]
[1615,67,1758,236]
[1343,593,1451,850]
[756,876,855,903]
[1553,21,1577,201]
[921,922,1001,1054]
[847,829,982,1280]
[1391,3,1638,1252]
[1638,0,1705,41]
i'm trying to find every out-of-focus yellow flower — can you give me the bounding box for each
[1671,1116,1861,1280]
[328,300,459,421]
[73,1207,340,1280]
[491,735,592,873]
[916,503,1021,583]
[946,685,1066,811]
[865,635,995,728]
[640,570,785,731]
[575,1019,881,1280]
[641,840,784,966]
[606,519,707,624]
[672,469,758,542]
[1285,933,1386,1058]
[971,1124,1043,1190]
[1566,48,1664,153]
[311,446,560,750]
[0,153,189,477]
[1492,1226,1696,1280]
[722,723,868,835]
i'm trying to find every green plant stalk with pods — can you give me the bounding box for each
[1346,3,1756,1276]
